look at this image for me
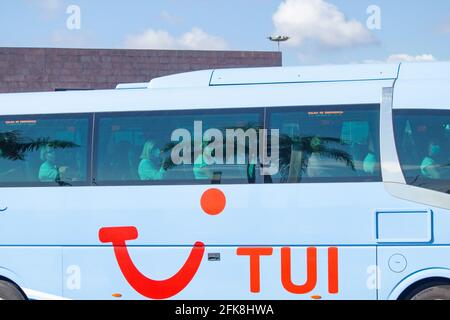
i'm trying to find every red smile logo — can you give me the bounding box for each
[99,226,205,300]
[99,188,226,300]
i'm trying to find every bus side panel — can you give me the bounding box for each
[0,247,62,299]
[0,183,408,246]
[62,246,376,300]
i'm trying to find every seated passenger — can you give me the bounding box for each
[421,140,441,179]
[138,141,165,181]
[363,152,376,174]
[363,139,377,175]
[306,137,331,178]
[39,145,67,182]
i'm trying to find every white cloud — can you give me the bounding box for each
[178,28,228,50]
[386,54,436,63]
[362,54,437,64]
[27,0,62,12]
[124,28,228,50]
[26,0,63,20]
[272,0,375,49]
[41,0,61,11]
[124,30,177,50]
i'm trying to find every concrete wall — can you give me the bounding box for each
[0,47,282,93]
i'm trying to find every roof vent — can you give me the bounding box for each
[115,82,150,90]
[148,70,214,89]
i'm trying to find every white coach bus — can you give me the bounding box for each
[0,62,448,300]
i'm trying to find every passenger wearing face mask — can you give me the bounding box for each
[420,140,442,179]
[138,141,165,181]
[39,145,68,183]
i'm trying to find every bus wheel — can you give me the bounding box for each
[406,282,450,300]
[0,280,26,300]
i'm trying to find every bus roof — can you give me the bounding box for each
[147,63,402,89]
[0,61,449,115]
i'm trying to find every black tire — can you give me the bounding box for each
[0,280,26,300]
[404,281,450,300]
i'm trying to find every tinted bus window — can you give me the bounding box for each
[394,109,450,194]
[0,115,91,186]
[266,105,381,183]
[95,109,263,185]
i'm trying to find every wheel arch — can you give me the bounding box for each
[388,268,450,300]
[0,267,28,299]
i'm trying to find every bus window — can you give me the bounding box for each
[0,115,91,186]
[266,105,381,183]
[394,109,450,194]
[95,109,263,185]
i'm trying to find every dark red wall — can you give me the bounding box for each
[0,48,282,93]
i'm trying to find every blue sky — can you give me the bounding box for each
[0,0,449,66]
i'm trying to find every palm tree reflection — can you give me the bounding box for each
[0,131,79,184]
[0,130,78,161]
[277,134,355,182]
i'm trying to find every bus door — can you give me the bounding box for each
[376,64,450,299]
